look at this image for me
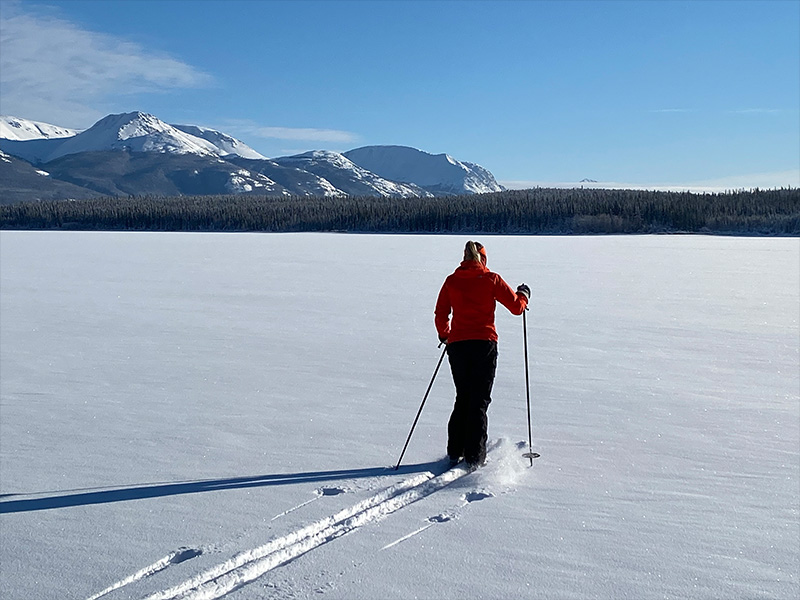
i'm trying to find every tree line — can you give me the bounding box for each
[1,187,798,235]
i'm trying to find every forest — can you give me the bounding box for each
[1,187,798,235]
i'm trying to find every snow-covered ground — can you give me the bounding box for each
[1,232,797,600]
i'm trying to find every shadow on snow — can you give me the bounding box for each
[0,460,446,514]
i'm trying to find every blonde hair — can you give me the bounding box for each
[463,240,485,263]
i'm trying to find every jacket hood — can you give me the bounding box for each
[453,260,489,278]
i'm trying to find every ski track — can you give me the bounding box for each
[173,465,480,600]
[270,486,347,521]
[270,496,319,521]
[85,547,203,600]
[380,471,498,552]
[380,523,434,551]
[84,441,513,600]
[139,471,436,600]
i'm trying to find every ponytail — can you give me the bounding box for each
[463,240,486,264]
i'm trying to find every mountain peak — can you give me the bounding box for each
[5,113,267,162]
[89,112,176,142]
[274,149,432,198]
[0,111,504,199]
[343,145,502,195]
[0,116,81,141]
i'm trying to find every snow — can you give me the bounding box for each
[45,112,222,161]
[171,125,267,160]
[276,151,432,198]
[343,145,504,194]
[0,232,797,600]
[225,170,280,194]
[0,115,81,141]
[227,177,253,193]
[0,115,503,197]
[0,113,265,163]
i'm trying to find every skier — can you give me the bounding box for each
[435,241,530,468]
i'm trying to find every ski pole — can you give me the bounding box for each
[394,343,448,470]
[521,308,540,466]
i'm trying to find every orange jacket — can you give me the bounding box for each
[435,260,527,343]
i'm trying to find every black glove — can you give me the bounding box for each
[438,335,448,344]
[517,283,531,300]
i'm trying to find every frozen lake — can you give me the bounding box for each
[1,231,798,599]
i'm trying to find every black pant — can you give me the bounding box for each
[446,340,498,464]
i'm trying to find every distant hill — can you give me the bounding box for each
[273,151,431,198]
[344,145,503,195]
[0,150,101,204]
[0,112,503,202]
[0,116,80,141]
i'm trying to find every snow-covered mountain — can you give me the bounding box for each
[0,112,265,163]
[48,112,223,161]
[0,116,81,141]
[274,151,432,198]
[344,145,503,195]
[171,124,267,160]
[0,112,504,201]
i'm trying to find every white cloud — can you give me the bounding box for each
[221,120,359,144]
[255,127,358,144]
[0,3,212,127]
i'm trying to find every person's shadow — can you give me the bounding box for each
[0,460,447,514]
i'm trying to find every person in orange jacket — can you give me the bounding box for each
[435,240,530,467]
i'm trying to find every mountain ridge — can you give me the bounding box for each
[0,112,503,202]
[343,145,503,195]
[0,117,81,141]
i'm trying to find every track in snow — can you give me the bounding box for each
[380,489,495,551]
[85,547,203,600]
[143,465,477,599]
[270,485,348,521]
[84,441,511,600]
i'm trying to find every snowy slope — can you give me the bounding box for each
[0,113,265,164]
[0,114,505,198]
[275,150,433,198]
[37,151,292,198]
[344,145,504,195]
[225,156,348,197]
[0,112,217,163]
[0,233,797,600]
[170,124,267,160]
[45,112,222,161]
[0,115,81,141]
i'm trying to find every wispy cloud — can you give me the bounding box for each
[221,120,359,144]
[0,2,213,127]
[254,127,359,144]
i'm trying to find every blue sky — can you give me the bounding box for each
[1,0,798,189]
